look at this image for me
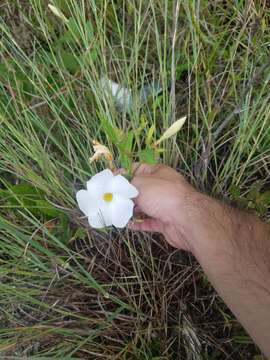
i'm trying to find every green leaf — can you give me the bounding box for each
[229,184,241,200]
[58,50,81,73]
[258,190,270,205]
[146,124,155,146]
[34,200,63,217]
[138,148,157,164]
[58,214,71,243]
[100,116,119,144]
[125,132,134,152]
[0,182,63,218]
[9,183,40,196]
[69,228,88,243]
[255,202,268,215]
[44,49,81,74]
[0,63,10,80]
[57,19,94,45]
[0,61,33,95]
[246,182,262,201]
[119,153,131,171]
[176,62,189,80]
[119,132,134,171]
[0,183,41,206]
[82,48,98,64]
[0,188,8,198]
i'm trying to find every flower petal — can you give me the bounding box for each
[111,195,134,228]
[99,204,113,227]
[105,174,139,199]
[88,211,105,229]
[76,189,99,216]
[87,204,112,228]
[87,169,114,195]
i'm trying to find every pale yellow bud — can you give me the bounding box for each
[154,116,186,146]
[48,4,68,23]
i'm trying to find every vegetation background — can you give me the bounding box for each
[0,0,269,358]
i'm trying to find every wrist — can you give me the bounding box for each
[170,188,215,252]
[173,190,236,253]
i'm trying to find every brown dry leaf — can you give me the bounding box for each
[90,140,114,169]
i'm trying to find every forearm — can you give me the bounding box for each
[186,195,270,357]
[131,163,270,355]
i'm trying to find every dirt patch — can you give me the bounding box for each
[1,1,34,54]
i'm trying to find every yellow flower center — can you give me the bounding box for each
[103,192,113,202]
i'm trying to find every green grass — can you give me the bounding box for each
[0,0,269,358]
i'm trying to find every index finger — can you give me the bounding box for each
[132,163,163,176]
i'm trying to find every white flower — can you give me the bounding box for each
[99,77,132,111]
[76,169,138,229]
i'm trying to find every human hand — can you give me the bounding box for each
[130,164,270,358]
[129,163,206,251]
